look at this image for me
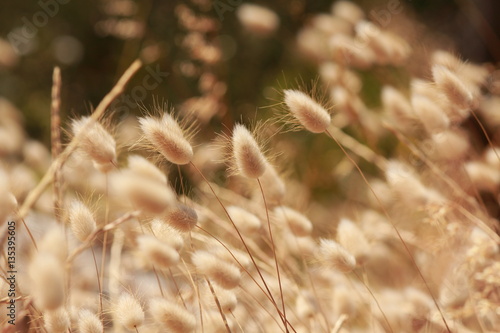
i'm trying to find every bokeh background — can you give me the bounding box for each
[0,0,498,145]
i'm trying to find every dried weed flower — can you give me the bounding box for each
[150,298,196,333]
[163,203,198,232]
[331,1,364,24]
[110,167,176,214]
[432,65,474,110]
[231,123,268,179]
[78,309,103,333]
[114,293,145,330]
[136,234,179,269]
[227,205,261,235]
[192,251,241,290]
[318,238,356,273]
[69,199,97,242]
[29,254,65,310]
[283,89,331,133]
[273,206,313,237]
[127,154,167,184]
[236,4,280,36]
[336,218,370,265]
[72,116,117,172]
[44,307,71,333]
[139,111,194,165]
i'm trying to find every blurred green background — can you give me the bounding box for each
[0,0,498,145]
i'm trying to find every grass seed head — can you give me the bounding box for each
[137,234,180,269]
[44,307,71,333]
[72,116,117,172]
[114,293,145,330]
[69,199,97,242]
[227,205,262,235]
[318,238,356,273]
[432,65,474,110]
[150,298,197,333]
[232,123,268,179]
[163,203,198,232]
[192,251,241,290]
[139,112,193,165]
[78,309,103,333]
[283,89,331,133]
[273,206,313,237]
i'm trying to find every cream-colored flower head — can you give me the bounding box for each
[231,123,268,179]
[139,110,194,165]
[72,116,117,172]
[283,89,331,133]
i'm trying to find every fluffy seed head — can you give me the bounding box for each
[382,86,417,132]
[336,218,370,265]
[192,251,241,289]
[284,90,331,133]
[78,309,103,333]
[111,169,176,214]
[137,234,179,269]
[114,293,145,330]
[44,308,71,333]
[150,298,196,333]
[411,94,450,134]
[29,254,65,310]
[139,113,193,165]
[318,238,356,273]
[163,203,198,232]
[332,0,364,24]
[232,124,268,178]
[150,219,184,250]
[69,200,96,242]
[236,4,280,36]
[227,205,261,235]
[273,206,313,237]
[432,65,474,110]
[127,155,167,184]
[72,116,117,172]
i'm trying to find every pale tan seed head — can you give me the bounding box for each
[44,307,71,333]
[136,234,179,269]
[127,154,167,184]
[149,298,196,333]
[139,113,193,165]
[114,293,145,330]
[411,94,450,134]
[432,65,474,110]
[192,251,241,290]
[72,116,117,172]
[236,4,280,36]
[232,124,268,178]
[150,219,185,250]
[382,86,418,132]
[110,169,176,214]
[284,89,331,133]
[332,0,364,24]
[329,34,375,68]
[78,309,103,333]
[29,253,65,310]
[69,200,96,242]
[163,203,198,232]
[318,238,356,273]
[227,205,261,235]
[336,218,370,265]
[273,206,313,237]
